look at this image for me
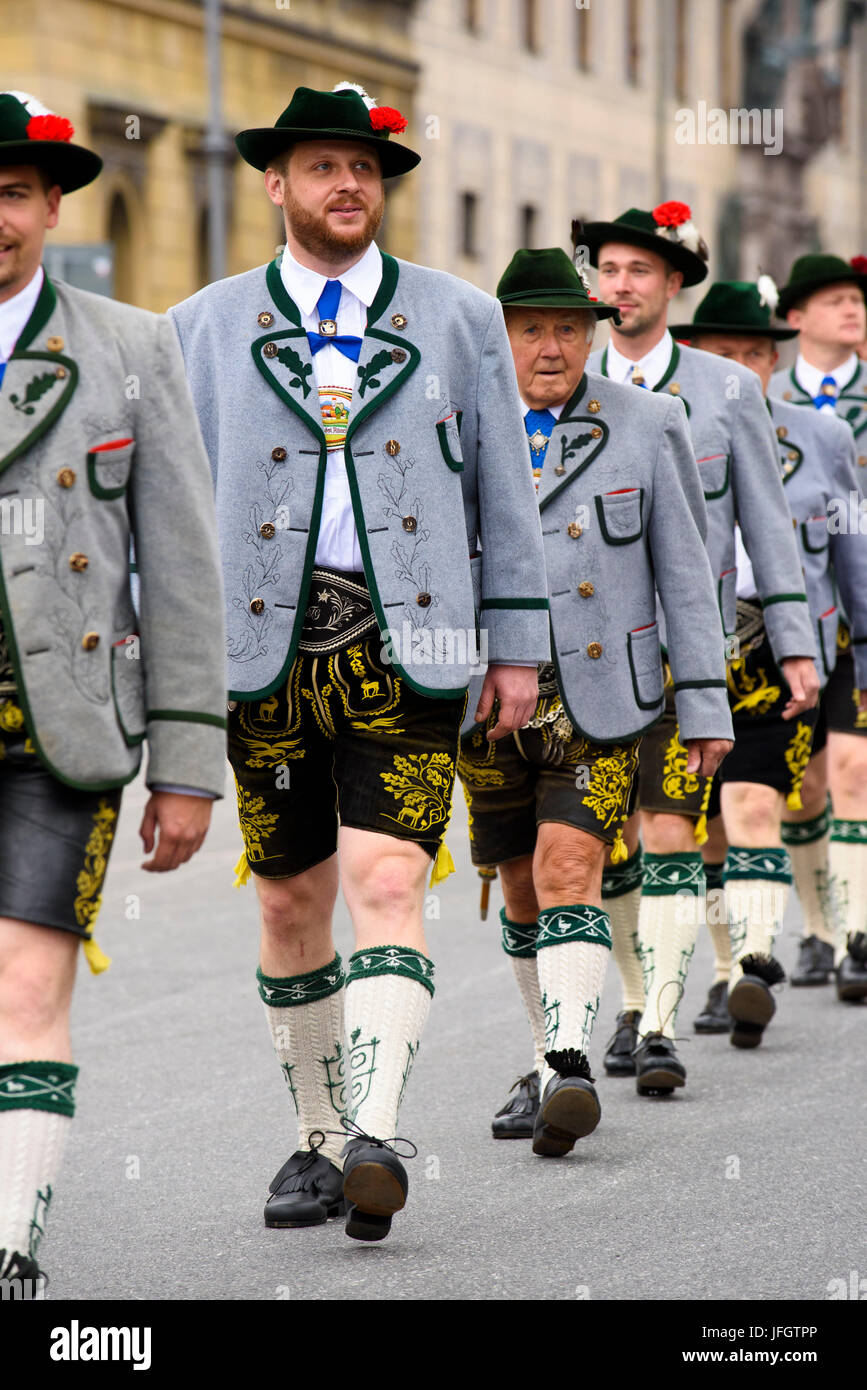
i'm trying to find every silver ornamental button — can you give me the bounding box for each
[319,318,337,337]
[528,430,548,454]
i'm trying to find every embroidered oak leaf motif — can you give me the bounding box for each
[275,344,313,398]
[380,751,453,832]
[583,750,636,831]
[357,350,394,397]
[73,800,118,929]
[560,431,593,468]
[9,372,58,416]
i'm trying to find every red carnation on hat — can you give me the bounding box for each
[26,113,75,143]
[851,255,867,275]
[652,201,692,228]
[370,106,407,135]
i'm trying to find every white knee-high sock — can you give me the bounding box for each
[0,1061,77,1267]
[344,945,434,1141]
[601,849,645,1012]
[782,803,836,946]
[724,847,791,986]
[535,904,611,1094]
[499,910,546,1075]
[637,853,705,1039]
[703,861,731,983]
[829,821,867,963]
[258,955,347,1167]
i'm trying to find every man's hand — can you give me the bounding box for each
[474,664,539,741]
[684,738,734,778]
[140,792,213,872]
[780,656,820,720]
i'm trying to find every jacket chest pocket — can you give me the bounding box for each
[627,621,665,709]
[695,449,730,500]
[436,411,464,472]
[87,438,135,499]
[594,487,644,545]
[801,515,829,554]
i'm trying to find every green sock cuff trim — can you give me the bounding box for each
[703,861,725,893]
[601,847,644,899]
[830,819,867,845]
[782,806,831,844]
[642,852,705,896]
[499,907,538,958]
[347,944,435,997]
[257,954,345,1007]
[536,904,612,951]
[723,847,792,884]
[0,1061,78,1117]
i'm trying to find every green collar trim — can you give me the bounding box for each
[266,258,301,325]
[264,250,399,330]
[837,359,865,398]
[787,366,813,402]
[558,373,588,420]
[598,338,679,392]
[14,271,57,352]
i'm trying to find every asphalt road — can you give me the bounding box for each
[45,772,865,1302]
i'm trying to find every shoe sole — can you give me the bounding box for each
[491,1124,535,1139]
[728,978,775,1026]
[345,1204,392,1242]
[730,1020,764,1048]
[636,1065,685,1096]
[693,1018,730,1034]
[603,1057,637,1076]
[264,1199,345,1229]
[342,1161,406,1220]
[532,1087,601,1155]
[790,975,831,987]
[837,981,867,1002]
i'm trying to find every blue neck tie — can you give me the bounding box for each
[0,361,5,390]
[306,279,363,362]
[524,408,556,467]
[813,374,837,409]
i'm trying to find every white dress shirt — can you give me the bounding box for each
[793,351,859,406]
[735,524,758,600]
[280,241,382,572]
[0,265,44,364]
[605,329,675,389]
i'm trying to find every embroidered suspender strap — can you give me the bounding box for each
[297,567,378,654]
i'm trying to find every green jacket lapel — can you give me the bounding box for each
[837,361,867,438]
[599,337,689,414]
[786,365,813,405]
[538,375,610,511]
[768,402,803,483]
[0,274,78,477]
[346,254,419,441]
[251,259,324,442]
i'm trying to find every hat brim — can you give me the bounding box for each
[499,290,620,321]
[776,272,867,319]
[0,140,102,193]
[580,221,708,287]
[234,126,421,178]
[671,320,798,342]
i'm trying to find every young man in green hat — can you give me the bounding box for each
[770,254,867,999]
[0,91,227,1293]
[581,205,819,1085]
[169,84,549,1240]
[458,247,731,1146]
[671,278,867,1039]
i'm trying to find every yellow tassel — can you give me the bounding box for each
[429,841,455,887]
[610,829,628,864]
[786,789,803,811]
[82,935,111,975]
[233,849,252,889]
[693,814,709,846]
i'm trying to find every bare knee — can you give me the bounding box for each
[499,855,537,921]
[343,846,427,919]
[702,813,728,863]
[256,863,338,946]
[721,783,783,846]
[641,811,696,855]
[0,953,70,1051]
[534,826,606,903]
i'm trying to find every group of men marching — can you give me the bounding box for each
[0,81,865,1289]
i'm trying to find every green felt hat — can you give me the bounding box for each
[578,204,709,287]
[0,91,102,193]
[776,253,867,318]
[670,280,797,341]
[235,84,420,179]
[497,248,621,321]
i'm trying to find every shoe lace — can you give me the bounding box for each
[508,1071,538,1094]
[603,1011,640,1052]
[309,1117,418,1161]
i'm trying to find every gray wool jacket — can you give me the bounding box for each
[590,335,817,665]
[770,358,867,447]
[530,371,731,744]
[169,253,551,701]
[0,274,228,793]
[766,397,867,689]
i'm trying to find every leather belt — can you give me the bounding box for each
[297,568,378,655]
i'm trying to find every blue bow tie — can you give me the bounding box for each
[306,278,362,362]
[524,408,556,465]
[813,374,838,409]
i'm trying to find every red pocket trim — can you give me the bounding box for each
[605,487,638,495]
[631,623,655,633]
[820,606,837,620]
[91,438,134,453]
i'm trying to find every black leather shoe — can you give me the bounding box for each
[492,1071,539,1138]
[633,1032,686,1094]
[342,1134,412,1242]
[0,1248,46,1298]
[693,980,730,1033]
[791,935,834,986]
[836,932,867,1002]
[728,953,785,1048]
[532,1050,600,1156]
[264,1149,345,1228]
[603,1010,641,1074]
